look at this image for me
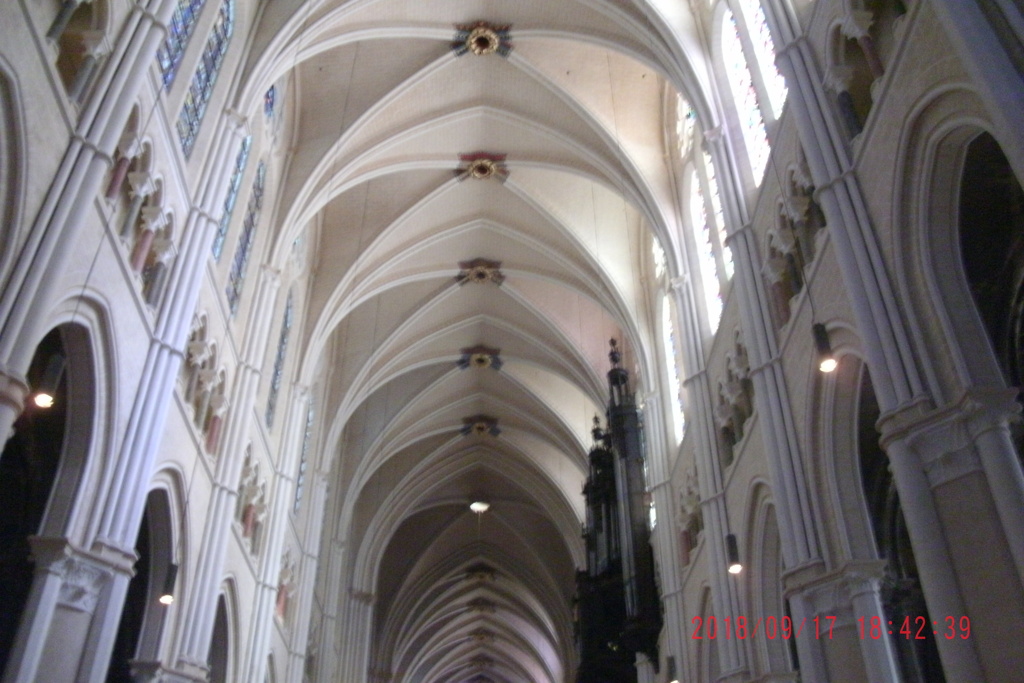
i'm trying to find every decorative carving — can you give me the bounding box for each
[456,258,505,285]
[55,556,108,613]
[237,450,267,554]
[452,22,512,57]
[460,414,500,437]
[455,153,509,183]
[715,332,755,468]
[457,345,503,370]
[276,548,297,622]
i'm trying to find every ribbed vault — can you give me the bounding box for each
[245,0,712,679]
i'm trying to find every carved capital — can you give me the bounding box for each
[127,171,156,199]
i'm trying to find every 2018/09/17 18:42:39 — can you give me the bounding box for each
[857,616,970,640]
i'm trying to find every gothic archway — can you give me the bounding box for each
[106,489,176,681]
[857,368,945,683]
[958,131,1024,454]
[0,324,92,671]
[209,593,231,683]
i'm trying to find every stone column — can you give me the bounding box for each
[824,65,861,138]
[131,206,165,272]
[240,387,310,683]
[770,5,1000,678]
[170,267,280,680]
[287,473,329,682]
[46,0,85,41]
[642,392,686,675]
[68,30,110,103]
[121,171,155,240]
[669,275,747,681]
[2,538,131,683]
[105,133,142,200]
[791,562,900,683]
[841,11,884,79]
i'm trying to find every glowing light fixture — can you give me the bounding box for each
[470,501,490,514]
[726,533,743,574]
[33,354,65,408]
[813,323,838,373]
[159,563,179,606]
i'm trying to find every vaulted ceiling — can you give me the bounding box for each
[245,1,714,680]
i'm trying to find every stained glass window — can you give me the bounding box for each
[294,398,314,513]
[176,0,234,158]
[652,239,667,279]
[266,292,293,428]
[722,10,771,183]
[663,296,685,443]
[738,0,788,118]
[226,160,265,315]
[690,168,723,332]
[264,85,277,119]
[703,150,734,280]
[213,135,251,260]
[676,94,696,159]
[157,0,205,89]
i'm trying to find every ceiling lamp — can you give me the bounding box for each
[470,501,490,514]
[812,323,838,373]
[158,564,179,605]
[33,354,65,408]
[726,533,743,574]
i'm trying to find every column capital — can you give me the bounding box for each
[127,171,156,198]
[823,65,855,93]
[840,10,874,39]
[117,131,142,159]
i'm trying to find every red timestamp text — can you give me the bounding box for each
[857,616,970,640]
[690,615,837,640]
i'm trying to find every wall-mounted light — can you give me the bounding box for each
[812,323,838,373]
[33,354,66,408]
[726,533,742,574]
[158,563,178,606]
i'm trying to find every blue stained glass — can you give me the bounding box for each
[176,0,234,158]
[213,136,251,260]
[226,160,265,315]
[294,399,314,513]
[264,85,277,119]
[266,292,294,428]
[158,0,205,89]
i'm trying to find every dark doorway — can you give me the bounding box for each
[858,368,945,683]
[0,328,70,669]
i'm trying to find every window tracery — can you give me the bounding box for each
[266,291,293,429]
[226,160,266,316]
[176,0,234,158]
[722,9,772,182]
[157,0,205,89]
[662,296,685,443]
[213,135,251,260]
